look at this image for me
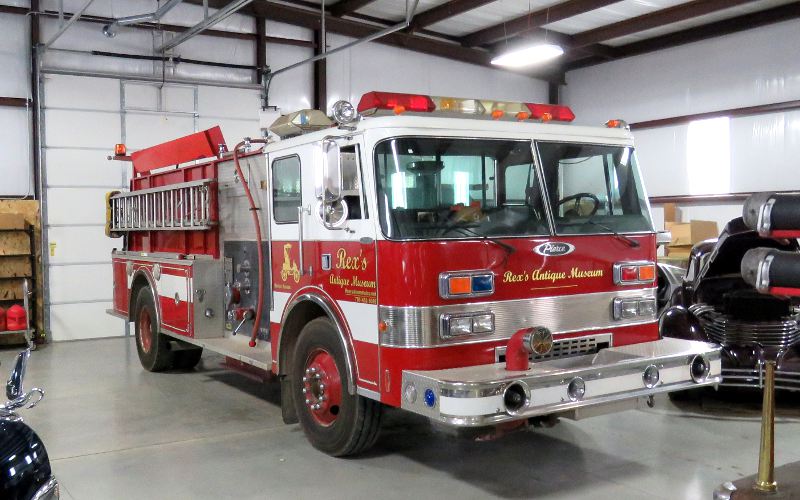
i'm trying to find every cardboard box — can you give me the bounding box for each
[665,245,693,258]
[663,203,678,223]
[665,220,719,247]
[0,214,27,231]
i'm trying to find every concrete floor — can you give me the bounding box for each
[3,338,800,500]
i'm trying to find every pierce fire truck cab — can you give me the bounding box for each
[106,91,722,456]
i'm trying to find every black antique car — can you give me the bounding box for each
[661,217,800,391]
[0,350,58,500]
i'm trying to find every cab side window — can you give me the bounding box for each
[340,145,367,220]
[272,155,301,223]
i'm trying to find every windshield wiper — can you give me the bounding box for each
[449,225,516,256]
[586,220,640,248]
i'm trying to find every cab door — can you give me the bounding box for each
[307,137,380,395]
[268,138,380,395]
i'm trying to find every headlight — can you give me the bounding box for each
[613,297,657,320]
[449,316,473,336]
[472,313,494,334]
[441,311,494,339]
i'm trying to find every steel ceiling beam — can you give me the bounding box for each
[249,1,563,81]
[571,0,760,48]
[156,0,254,52]
[460,0,621,47]
[565,1,800,70]
[408,0,497,32]
[330,0,378,17]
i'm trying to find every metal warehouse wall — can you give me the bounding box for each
[0,7,33,198]
[0,0,547,341]
[563,19,800,232]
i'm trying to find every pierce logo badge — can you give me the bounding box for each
[533,242,575,256]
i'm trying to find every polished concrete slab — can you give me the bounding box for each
[3,338,800,500]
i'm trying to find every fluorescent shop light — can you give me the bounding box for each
[491,43,564,68]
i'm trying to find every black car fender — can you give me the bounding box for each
[0,416,53,500]
[659,305,707,342]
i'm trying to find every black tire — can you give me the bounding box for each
[291,317,382,456]
[173,347,203,370]
[133,286,173,372]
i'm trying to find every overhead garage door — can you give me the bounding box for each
[42,74,260,341]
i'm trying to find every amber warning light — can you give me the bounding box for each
[114,144,127,156]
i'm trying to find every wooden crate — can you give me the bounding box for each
[0,279,24,301]
[0,232,31,256]
[0,201,41,337]
[0,257,32,278]
[0,214,28,230]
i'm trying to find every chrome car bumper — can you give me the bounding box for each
[31,476,59,500]
[401,338,722,426]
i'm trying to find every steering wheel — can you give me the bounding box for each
[556,193,601,217]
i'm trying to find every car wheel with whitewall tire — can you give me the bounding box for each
[133,286,174,372]
[291,317,382,456]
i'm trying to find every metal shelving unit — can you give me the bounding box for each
[0,221,36,349]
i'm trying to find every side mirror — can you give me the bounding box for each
[7,349,29,401]
[317,139,342,202]
[656,231,672,246]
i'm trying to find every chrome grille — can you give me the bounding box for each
[691,303,800,348]
[721,367,800,391]
[495,333,612,363]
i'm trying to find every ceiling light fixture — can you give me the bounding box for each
[491,43,564,68]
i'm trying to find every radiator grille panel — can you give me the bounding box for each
[495,333,612,363]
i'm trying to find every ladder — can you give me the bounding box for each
[109,179,216,232]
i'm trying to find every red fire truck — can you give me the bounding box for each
[106,91,722,456]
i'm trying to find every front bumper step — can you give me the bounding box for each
[401,338,721,426]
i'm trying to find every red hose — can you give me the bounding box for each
[232,139,268,347]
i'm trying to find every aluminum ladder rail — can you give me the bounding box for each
[109,179,216,232]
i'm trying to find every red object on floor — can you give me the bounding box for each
[6,305,26,331]
[0,306,6,331]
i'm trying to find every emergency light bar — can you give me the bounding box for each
[357,91,575,122]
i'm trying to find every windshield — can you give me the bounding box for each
[374,137,548,240]
[537,142,653,235]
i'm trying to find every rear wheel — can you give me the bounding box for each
[134,286,173,372]
[173,347,203,370]
[291,318,382,456]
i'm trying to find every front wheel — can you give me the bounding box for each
[291,318,382,456]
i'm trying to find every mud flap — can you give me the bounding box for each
[281,375,299,424]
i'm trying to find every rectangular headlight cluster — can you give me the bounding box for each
[613,297,657,320]
[441,312,494,339]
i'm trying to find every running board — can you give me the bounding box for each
[160,330,272,371]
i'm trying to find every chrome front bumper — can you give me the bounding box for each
[401,338,722,426]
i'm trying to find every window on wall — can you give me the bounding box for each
[686,116,731,195]
[272,155,301,223]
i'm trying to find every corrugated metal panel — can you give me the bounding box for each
[427,0,563,37]
[358,0,447,21]
[0,108,32,197]
[324,32,548,110]
[603,0,799,46]
[544,0,687,36]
